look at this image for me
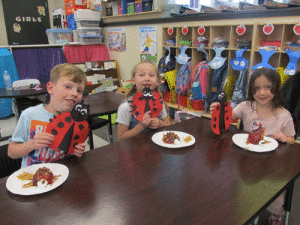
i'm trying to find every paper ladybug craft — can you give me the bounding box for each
[130,87,163,121]
[211,92,232,135]
[45,101,90,154]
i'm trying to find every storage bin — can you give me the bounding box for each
[77,27,102,36]
[46,29,73,44]
[135,1,143,13]
[74,9,101,20]
[127,2,135,15]
[76,20,100,28]
[164,92,171,102]
[78,35,103,44]
[192,99,205,111]
[142,0,153,12]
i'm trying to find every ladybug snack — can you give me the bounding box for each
[130,87,163,121]
[162,132,180,144]
[211,92,232,135]
[45,101,90,154]
[246,122,266,145]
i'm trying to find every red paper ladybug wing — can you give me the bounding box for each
[130,91,145,121]
[68,121,90,154]
[45,112,73,151]
[150,92,163,118]
[224,102,232,131]
[211,104,220,135]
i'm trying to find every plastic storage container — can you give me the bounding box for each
[76,20,100,28]
[78,35,103,44]
[74,9,101,20]
[46,29,73,44]
[77,27,102,36]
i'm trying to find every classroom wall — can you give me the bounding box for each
[103,15,300,81]
[0,0,64,46]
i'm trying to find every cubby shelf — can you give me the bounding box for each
[162,22,299,105]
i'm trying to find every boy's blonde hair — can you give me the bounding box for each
[50,63,87,86]
[126,59,161,98]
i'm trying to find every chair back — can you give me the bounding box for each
[0,144,21,178]
[13,79,40,89]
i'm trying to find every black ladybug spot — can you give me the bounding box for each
[214,117,217,122]
[153,107,157,112]
[225,110,228,113]
[51,129,58,136]
[216,105,219,110]
[73,143,78,148]
[213,124,216,129]
[74,135,80,140]
[135,111,140,117]
[226,116,229,121]
[225,102,228,107]
[153,103,156,106]
[65,117,72,123]
[78,124,85,130]
[57,121,64,128]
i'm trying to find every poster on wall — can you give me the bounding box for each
[108,28,126,52]
[2,0,50,45]
[140,26,157,63]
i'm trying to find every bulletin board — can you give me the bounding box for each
[2,0,50,45]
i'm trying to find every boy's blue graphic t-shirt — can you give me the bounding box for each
[11,104,66,168]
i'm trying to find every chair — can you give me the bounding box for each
[12,79,44,117]
[0,144,22,178]
[83,89,109,150]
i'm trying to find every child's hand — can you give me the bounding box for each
[210,102,220,114]
[73,143,86,157]
[149,118,160,129]
[141,111,152,128]
[32,132,54,149]
[273,132,288,143]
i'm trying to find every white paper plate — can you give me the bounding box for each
[152,131,195,148]
[232,133,278,152]
[6,163,69,195]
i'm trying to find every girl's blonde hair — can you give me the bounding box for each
[126,59,162,99]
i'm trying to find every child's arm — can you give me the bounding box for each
[273,132,295,144]
[209,102,238,120]
[149,116,171,129]
[8,132,54,159]
[73,143,86,157]
[118,111,152,140]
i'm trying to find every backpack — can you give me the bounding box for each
[175,61,192,96]
[190,61,208,101]
[158,53,175,74]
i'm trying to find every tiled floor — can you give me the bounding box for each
[1,115,300,224]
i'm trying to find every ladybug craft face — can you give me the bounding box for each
[211,92,232,135]
[45,101,90,154]
[130,87,163,121]
[71,101,90,122]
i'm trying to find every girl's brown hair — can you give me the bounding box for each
[126,59,161,99]
[247,67,283,110]
[50,63,87,86]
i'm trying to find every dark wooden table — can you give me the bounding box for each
[83,91,125,144]
[1,117,300,225]
[0,83,48,118]
[0,83,48,98]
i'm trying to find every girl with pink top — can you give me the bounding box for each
[210,67,295,225]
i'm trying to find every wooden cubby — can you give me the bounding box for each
[72,60,121,93]
[162,22,299,113]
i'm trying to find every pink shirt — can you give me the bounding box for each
[233,101,295,137]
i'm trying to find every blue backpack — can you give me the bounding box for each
[175,61,191,96]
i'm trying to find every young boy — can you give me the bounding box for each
[8,64,87,168]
